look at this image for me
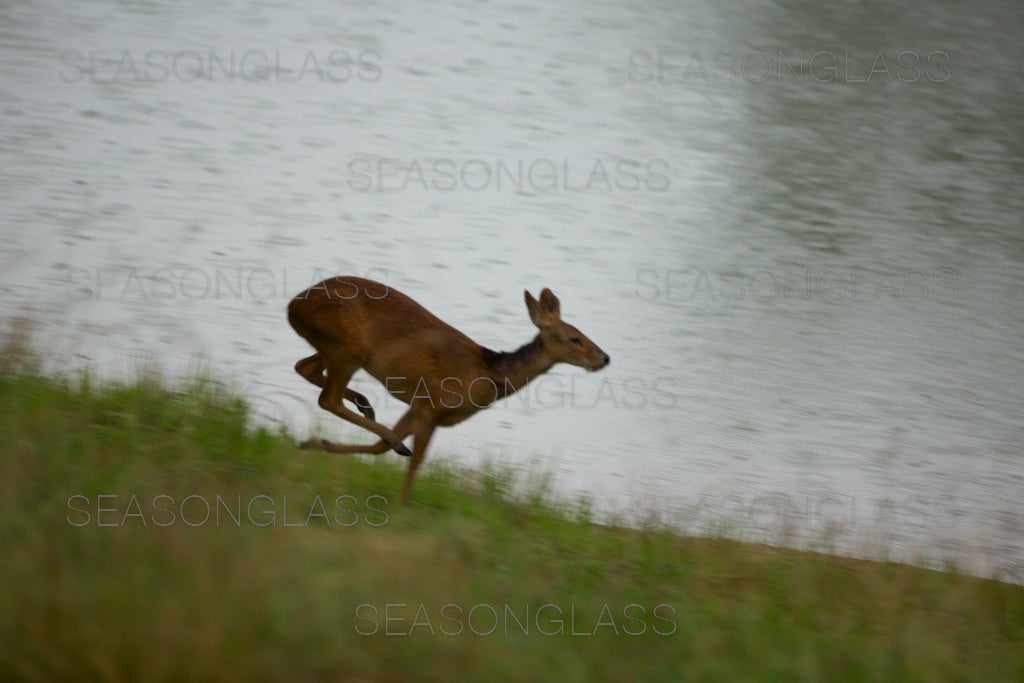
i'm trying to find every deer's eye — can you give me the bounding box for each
[569,337,583,346]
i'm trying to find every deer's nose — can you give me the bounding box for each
[603,354,610,366]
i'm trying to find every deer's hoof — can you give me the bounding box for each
[394,443,412,457]
[299,438,323,450]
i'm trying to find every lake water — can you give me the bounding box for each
[1,0,1022,580]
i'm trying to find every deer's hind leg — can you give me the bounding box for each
[295,353,375,419]
[306,358,410,456]
[295,353,326,386]
[344,388,375,421]
[301,407,415,457]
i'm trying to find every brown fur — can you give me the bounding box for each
[288,276,609,503]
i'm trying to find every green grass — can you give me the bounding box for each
[0,355,1022,681]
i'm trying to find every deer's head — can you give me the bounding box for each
[525,288,609,372]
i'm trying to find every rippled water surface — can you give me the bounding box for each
[1,0,1022,578]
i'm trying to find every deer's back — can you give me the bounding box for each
[288,277,480,377]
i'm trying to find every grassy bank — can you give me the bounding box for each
[0,361,1022,681]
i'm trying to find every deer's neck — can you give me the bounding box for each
[481,335,553,399]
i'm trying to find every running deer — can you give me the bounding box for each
[288,276,609,503]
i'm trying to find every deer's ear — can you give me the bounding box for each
[525,289,560,328]
[525,290,545,327]
[538,288,561,316]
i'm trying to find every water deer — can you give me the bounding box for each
[288,276,609,503]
